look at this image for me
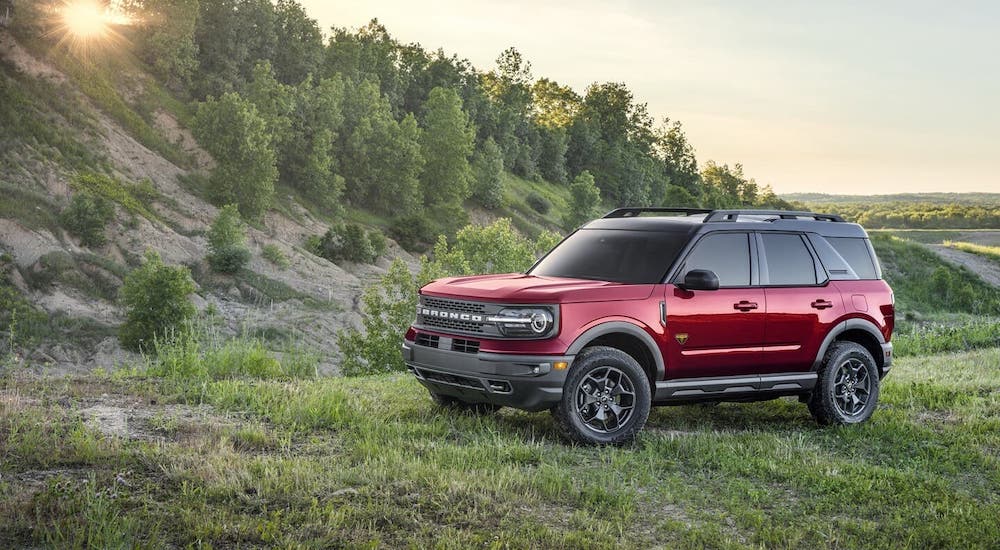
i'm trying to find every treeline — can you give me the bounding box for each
[112,0,790,242]
[803,202,1000,229]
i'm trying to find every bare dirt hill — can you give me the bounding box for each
[0,31,416,374]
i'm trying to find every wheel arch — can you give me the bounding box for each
[813,318,886,371]
[566,321,664,389]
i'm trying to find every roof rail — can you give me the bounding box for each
[703,209,844,223]
[603,207,713,219]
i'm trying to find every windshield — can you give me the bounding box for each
[529,229,690,284]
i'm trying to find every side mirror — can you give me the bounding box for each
[680,269,720,291]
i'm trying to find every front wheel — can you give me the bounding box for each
[552,346,651,445]
[808,341,880,425]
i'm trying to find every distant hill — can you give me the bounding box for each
[783,192,1000,206]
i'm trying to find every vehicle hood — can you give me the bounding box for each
[420,273,655,304]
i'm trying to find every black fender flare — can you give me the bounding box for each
[812,318,886,370]
[566,321,665,381]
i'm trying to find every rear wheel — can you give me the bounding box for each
[552,346,651,445]
[808,341,880,425]
[429,391,501,414]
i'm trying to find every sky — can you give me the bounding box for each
[299,0,999,195]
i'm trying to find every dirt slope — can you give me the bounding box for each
[929,245,1000,287]
[0,31,416,374]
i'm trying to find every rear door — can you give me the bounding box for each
[757,232,845,372]
[664,231,766,378]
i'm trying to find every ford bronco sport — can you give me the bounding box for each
[402,208,894,445]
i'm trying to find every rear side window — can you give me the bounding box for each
[761,233,817,285]
[676,232,751,287]
[827,237,879,279]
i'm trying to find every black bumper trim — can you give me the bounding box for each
[402,342,573,412]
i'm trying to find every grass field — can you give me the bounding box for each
[2,346,998,548]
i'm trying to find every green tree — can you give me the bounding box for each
[537,126,569,183]
[663,184,697,207]
[336,259,418,376]
[341,80,424,215]
[124,0,200,89]
[119,251,196,352]
[283,75,346,206]
[60,193,115,247]
[192,92,277,218]
[562,170,602,230]
[419,87,475,207]
[207,204,251,273]
[471,136,504,209]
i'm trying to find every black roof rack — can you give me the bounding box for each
[603,207,713,218]
[703,209,844,223]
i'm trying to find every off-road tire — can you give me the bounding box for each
[552,346,651,446]
[429,392,502,414]
[808,341,880,425]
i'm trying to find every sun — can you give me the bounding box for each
[48,0,132,56]
[62,0,110,39]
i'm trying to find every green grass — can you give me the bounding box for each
[2,347,998,548]
[499,172,573,237]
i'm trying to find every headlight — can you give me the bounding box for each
[487,307,556,338]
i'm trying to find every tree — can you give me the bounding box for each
[471,136,504,209]
[124,0,200,89]
[419,87,474,207]
[270,0,324,85]
[192,92,277,218]
[537,126,569,183]
[340,80,423,215]
[655,119,700,195]
[563,170,602,230]
[283,75,346,206]
[119,251,196,352]
[532,78,581,128]
[663,184,697,207]
[60,193,115,247]
[207,204,250,273]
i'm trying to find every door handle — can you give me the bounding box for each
[733,300,758,312]
[811,299,834,310]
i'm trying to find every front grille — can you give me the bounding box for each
[451,338,480,354]
[422,317,485,333]
[422,296,486,314]
[415,333,439,348]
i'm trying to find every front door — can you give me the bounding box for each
[664,232,766,378]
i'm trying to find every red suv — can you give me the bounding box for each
[402,208,894,445]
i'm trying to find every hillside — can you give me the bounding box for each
[0,27,422,373]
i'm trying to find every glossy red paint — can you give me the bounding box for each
[414,272,894,381]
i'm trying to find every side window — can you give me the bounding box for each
[677,232,751,287]
[807,234,859,280]
[827,237,879,280]
[761,233,817,285]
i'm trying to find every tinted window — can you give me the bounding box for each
[761,233,817,285]
[530,229,689,284]
[677,232,750,287]
[807,234,859,280]
[827,237,879,279]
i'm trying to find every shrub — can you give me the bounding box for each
[119,251,197,352]
[389,215,435,252]
[207,205,251,274]
[261,244,289,268]
[310,223,383,264]
[60,192,115,247]
[526,191,551,214]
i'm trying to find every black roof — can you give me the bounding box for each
[583,208,868,238]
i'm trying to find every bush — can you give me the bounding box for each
[310,223,383,264]
[526,191,551,214]
[119,251,197,352]
[60,192,115,247]
[207,205,251,274]
[261,244,289,268]
[389,215,435,252]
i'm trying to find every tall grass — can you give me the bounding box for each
[144,321,318,381]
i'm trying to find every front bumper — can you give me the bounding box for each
[401,340,573,412]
